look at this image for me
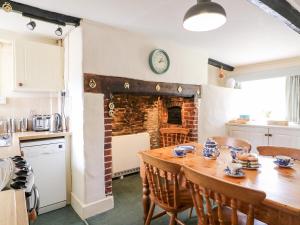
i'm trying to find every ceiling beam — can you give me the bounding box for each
[0,0,81,27]
[208,58,235,71]
[247,0,300,34]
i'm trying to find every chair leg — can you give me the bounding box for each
[188,207,193,218]
[169,213,176,225]
[145,202,155,225]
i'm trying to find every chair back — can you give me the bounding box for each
[183,166,266,225]
[211,136,252,152]
[160,127,189,147]
[140,152,182,210]
[257,146,300,160]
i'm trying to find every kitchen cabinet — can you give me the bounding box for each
[227,124,300,152]
[13,40,64,92]
[269,128,300,148]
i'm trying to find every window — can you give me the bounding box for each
[240,77,286,121]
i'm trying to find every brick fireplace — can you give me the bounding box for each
[84,74,201,196]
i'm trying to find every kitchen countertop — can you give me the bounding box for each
[0,131,71,159]
[226,122,300,130]
[0,190,28,225]
[0,131,71,225]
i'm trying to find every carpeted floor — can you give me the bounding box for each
[34,174,197,225]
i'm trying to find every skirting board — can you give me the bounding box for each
[71,192,114,219]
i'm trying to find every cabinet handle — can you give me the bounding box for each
[269,134,273,137]
[264,134,272,137]
[18,82,23,87]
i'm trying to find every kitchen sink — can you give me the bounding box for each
[0,134,12,147]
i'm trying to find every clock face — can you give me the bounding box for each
[149,49,170,74]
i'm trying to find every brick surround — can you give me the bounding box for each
[104,94,198,196]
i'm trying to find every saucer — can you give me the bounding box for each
[273,161,294,168]
[175,145,195,152]
[224,168,245,178]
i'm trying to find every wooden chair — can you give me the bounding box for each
[183,165,266,225]
[140,152,194,225]
[211,136,252,153]
[257,146,300,160]
[160,128,190,147]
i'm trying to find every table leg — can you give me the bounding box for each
[142,176,150,223]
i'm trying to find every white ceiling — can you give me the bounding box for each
[1,0,300,66]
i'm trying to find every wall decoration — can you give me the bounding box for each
[177,86,183,93]
[124,82,130,89]
[149,49,170,74]
[89,79,97,89]
[155,84,161,92]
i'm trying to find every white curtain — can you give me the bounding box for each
[286,75,300,123]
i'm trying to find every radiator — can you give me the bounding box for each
[112,132,150,178]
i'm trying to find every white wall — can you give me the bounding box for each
[229,56,300,81]
[64,27,86,208]
[199,85,243,143]
[66,20,209,219]
[82,20,208,85]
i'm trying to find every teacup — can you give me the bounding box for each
[173,148,186,157]
[227,163,242,175]
[276,155,292,166]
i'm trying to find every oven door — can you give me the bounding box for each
[26,185,40,223]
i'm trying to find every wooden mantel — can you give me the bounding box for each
[84,74,202,98]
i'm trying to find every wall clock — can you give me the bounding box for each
[149,49,170,74]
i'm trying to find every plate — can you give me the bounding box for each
[273,161,294,168]
[224,168,245,178]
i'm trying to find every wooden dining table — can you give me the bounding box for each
[140,142,300,225]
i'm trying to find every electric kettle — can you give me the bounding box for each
[49,113,62,132]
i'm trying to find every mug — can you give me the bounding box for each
[276,155,292,166]
[227,163,242,175]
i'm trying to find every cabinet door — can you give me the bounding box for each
[269,128,300,148]
[228,125,269,153]
[14,41,64,92]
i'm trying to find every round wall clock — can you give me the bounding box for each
[149,49,170,74]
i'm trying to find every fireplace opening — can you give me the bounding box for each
[167,106,182,125]
[104,94,198,196]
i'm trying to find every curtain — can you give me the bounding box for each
[286,75,300,123]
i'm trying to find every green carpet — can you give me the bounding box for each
[34,174,197,225]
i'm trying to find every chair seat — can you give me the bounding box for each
[212,206,266,225]
[152,187,193,212]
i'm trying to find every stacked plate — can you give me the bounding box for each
[236,153,260,170]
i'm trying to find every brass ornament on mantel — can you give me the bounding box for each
[2,2,12,12]
[177,86,183,93]
[155,84,161,92]
[124,82,130,89]
[89,79,97,89]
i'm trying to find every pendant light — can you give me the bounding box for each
[183,0,227,32]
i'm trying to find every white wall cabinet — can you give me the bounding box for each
[227,125,300,152]
[14,40,64,92]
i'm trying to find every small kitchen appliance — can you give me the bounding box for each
[49,113,62,132]
[32,115,51,131]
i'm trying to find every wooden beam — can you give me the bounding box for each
[247,0,300,34]
[0,0,81,26]
[208,58,235,71]
[84,74,202,98]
